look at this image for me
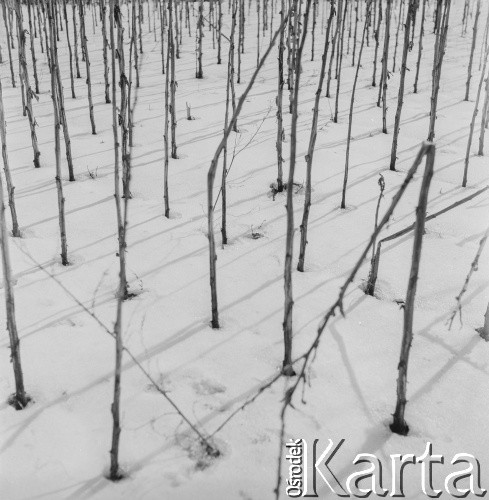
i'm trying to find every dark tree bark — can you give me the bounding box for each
[391,144,435,436]
[282,0,312,377]
[413,0,426,93]
[14,0,41,168]
[0,72,20,237]
[78,0,96,134]
[297,0,335,272]
[389,0,416,171]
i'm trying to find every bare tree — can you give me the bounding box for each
[391,144,435,436]
[427,0,451,142]
[79,0,96,134]
[282,0,312,376]
[275,0,286,193]
[2,2,16,88]
[101,0,111,102]
[341,0,373,209]
[0,142,29,409]
[72,0,81,78]
[413,0,426,93]
[207,9,291,330]
[62,0,76,98]
[372,0,383,87]
[334,0,348,123]
[221,0,238,245]
[14,0,41,168]
[47,0,69,266]
[462,8,489,187]
[196,0,204,78]
[464,0,481,101]
[0,72,20,237]
[26,0,40,95]
[109,0,133,479]
[389,0,416,170]
[297,0,335,272]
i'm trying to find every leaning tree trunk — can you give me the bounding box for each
[47,0,69,266]
[207,9,291,330]
[282,0,312,377]
[389,0,416,171]
[0,73,20,237]
[341,0,373,209]
[297,0,334,272]
[14,0,41,168]
[391,143,435,436]
[79,0,96,134]
[427,0,451,142]
[464,0,481,102]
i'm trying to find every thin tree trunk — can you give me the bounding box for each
[389,0,416,170]
[47,0,69,266]
[221,0,238,246]
[26,0,39,95]
[3,3,16,88]
[413,0,426,93]
[62,0,76,98]
[326,0,341,98]
[170,0,178,159]
[164,0,175,217]
[464,0,481,101]
[427,0,451,142]
[463,8,489,187]
[15,0,41,168]
[101,0,111,102]
[297,0,334,272]
[341,0,373,209]
[276,0,285,193]
[73,0,81,78]
[196,0,204,78]
[380,0,392,128]
[334,0,348,123]
[372,0,383,86]
[391,144,435,436]
[0,75,20,237]
[207,9,291,330]
[79,0,96,134]
[392,0,404,72]
[282,0,312,377]
[478,65,489,155]
[0,131,28,409]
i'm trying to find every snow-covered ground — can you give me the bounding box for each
[1,1,488,498]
